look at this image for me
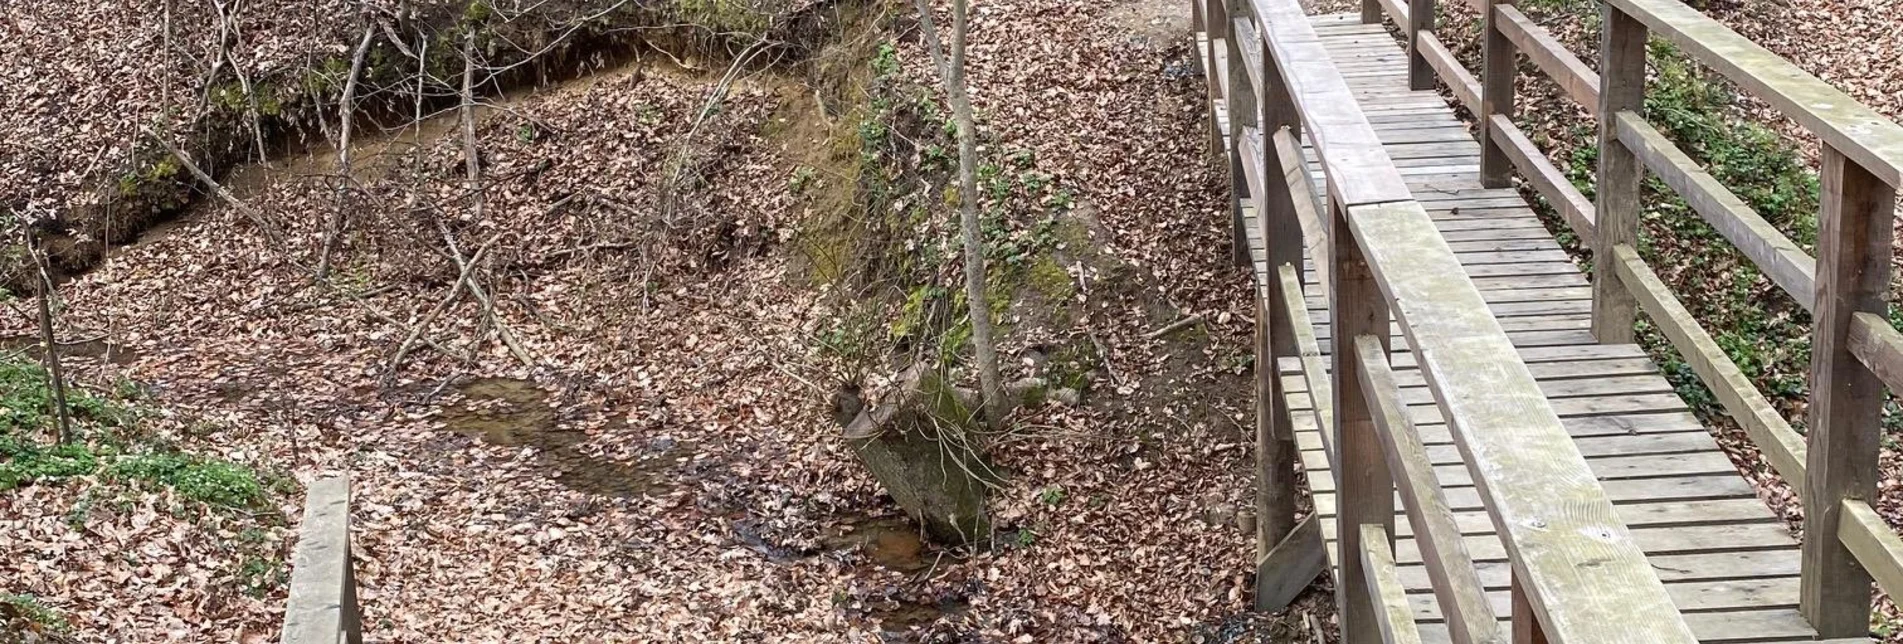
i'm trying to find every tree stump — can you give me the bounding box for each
[842,365,992,545]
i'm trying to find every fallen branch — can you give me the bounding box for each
[1144,313,1205,340]
[455,33,536,369]
[388,233,497,373]
[145,127,287,246]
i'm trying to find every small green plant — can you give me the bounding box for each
[237,554,287,598]
[515,123,539,143]
[107,452,267,509]
[1,593,69,632]
[1037,484,1066,507]
[870,41,900,78]
[788,165,818,194]
[1013,527,1037,548]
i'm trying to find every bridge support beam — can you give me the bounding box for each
[1332,205,1394,644]
[1588,8,1646,345]
[1477,0,1517,188]
[1800,144,1893,637]
[1225,0,1258,268]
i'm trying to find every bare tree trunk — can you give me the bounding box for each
[21,228,73,445]
[914,0,1004,426]
[316,22,378,282]
[458,34,536,368]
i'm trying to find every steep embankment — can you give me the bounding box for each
[2,0,1303,641]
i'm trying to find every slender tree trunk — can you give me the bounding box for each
[21,229,73,444]
[914,0,1004,426]
[316,22,378,282]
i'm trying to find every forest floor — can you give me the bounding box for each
[0,0,1331,642]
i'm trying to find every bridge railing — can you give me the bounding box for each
[1373,0,1903,634]
[1198,0,1700,640]
[281,476,364,644]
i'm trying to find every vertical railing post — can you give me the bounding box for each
[1406,0,1434,90]
[1361,0,1381,24]
[1511,574,1549,644]
[1800,145,1894,636]
[1193,0,1216,162]
[1333,203,1393,644]
[1225,1,1259,268]
[1257,29,1302,563]
[1200,0,1227,162]
[1477,0,1516,187]
[342,552,363,644]
[1589,7,1645,345]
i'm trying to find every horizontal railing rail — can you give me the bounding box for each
[1364,0,1903,634]
[281,476,363,644]
[1200,0,1701,639]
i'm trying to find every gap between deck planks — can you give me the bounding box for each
[1221,13,1859,644]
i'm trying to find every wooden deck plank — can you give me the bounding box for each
[1230,14,1843,643]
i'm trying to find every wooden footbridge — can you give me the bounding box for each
[1195,0,1903,641]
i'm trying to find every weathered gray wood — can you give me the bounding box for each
[1364,525,1429,644]
[1381,0,1411,36]
[1800,143,1893,635]
[1346,200,1697,643]
[1613,112,1817,308]
[1477,0,1516,187]
[1226,5,1261,268]
[1848,312,1903,397]
[1275,127,1330,285]
[1358,337,1505,644]
[1257,513,1327,611]
[1405,0,1433,91]
[1336,231,1393,644]
[1418,33,1480,111]
[1486,115,1594,236]
[1590,7,1645,346]
[1281,264,1335,446]
[1492,5,1598,114]
[1257,9,1308,562]
[1197,4,1227,160]
[1234,17,1267,96]
[1610,244,1808,493]
[1605,0,1903,187]
[1839,499,1903,607]
[282,476,362,644]
[1253,0,1414,206]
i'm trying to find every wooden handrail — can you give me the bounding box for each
[1280,264,1334,446]
[1348,197,1696,643]
[1491,6,1599,114]
[1361,525,1427,644]
[1235,0,1700,639]
[1839,499,1903,603]
[1251,0,1411,207]
[1604,0,1903,188]
[282,476,363,644]
[1355,337,1504,644]
[1251,0,1903,636]
[1611,112,1818,307]
[1848,312,1903,395]
[1609,244,1808,490]
[1417,33,1479,109]
[1484,116,1594,235]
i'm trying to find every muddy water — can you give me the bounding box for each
[823,516,929,572]
[440,377,679,497]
